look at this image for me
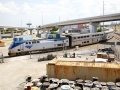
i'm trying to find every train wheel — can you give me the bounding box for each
[25,52,29,55]
[16,53,19,56]
[8,53,11,56]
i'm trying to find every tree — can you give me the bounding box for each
[51,26,58,31]
[50,26,58,34]
[97,27,102,32]
[38,25,41,29]
[50,31,58,34]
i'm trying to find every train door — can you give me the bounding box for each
[20,43,24,52]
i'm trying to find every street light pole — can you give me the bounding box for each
[103,1,104,31]
[41,11,43,25]
[59,16,60,22]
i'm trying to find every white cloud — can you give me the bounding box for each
[0,1,19,14]
[43,0,49,3]
[0,0,120,26]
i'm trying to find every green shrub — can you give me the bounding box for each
[50,31,58,34]
[97,27,102,32]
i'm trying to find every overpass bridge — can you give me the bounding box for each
[42,13,120,28]
[0,13,120,39]
[41,13,120,35]
[0,26,38,39]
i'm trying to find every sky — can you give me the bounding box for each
[0,0,120,27]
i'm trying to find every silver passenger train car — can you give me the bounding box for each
[65,29,114,47]
[8,29,114,56]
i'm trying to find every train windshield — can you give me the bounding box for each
[14,38,19,41]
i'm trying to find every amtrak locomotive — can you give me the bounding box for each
[8,29,114,56]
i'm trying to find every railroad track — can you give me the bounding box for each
[114,32,120,41]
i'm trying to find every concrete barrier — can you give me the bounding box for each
[47,58,120,82]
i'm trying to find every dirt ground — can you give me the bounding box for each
[0,35,117,90]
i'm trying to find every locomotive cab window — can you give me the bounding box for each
[37,41,39,43]
[26,42,28,44]
[29,42,31,44]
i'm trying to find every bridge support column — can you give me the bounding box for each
[30,29,32,35]
[47,30,50,34]
[11,30,14,38]
[89,22,100,33]
[37,28,39,35]
[21,29,23,35]
[58,26,63,37]
[2,30,4,34]
[42,28,47,33]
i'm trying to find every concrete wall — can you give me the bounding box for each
[47,60,120,82]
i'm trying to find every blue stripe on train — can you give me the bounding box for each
[9,41,25,49]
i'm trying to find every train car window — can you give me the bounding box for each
[92,35,94,37]
[84,41,86,43]
[57,44,61,46]
[87,41,89,43]
[84,36,86,38]
[74,37,76,39]
[87,36,89,37]
[29,42,31,44]
[81,36,83,38]
[26,42,28,44]
[19,38,23,41]
[78,37,80,39]
[32,41,36,44]
[18,49,20,51]
[37,41,39,43]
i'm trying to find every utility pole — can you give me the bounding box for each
[41,11,43,25]
[59,16,60,22]
[103,1,104,31]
